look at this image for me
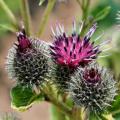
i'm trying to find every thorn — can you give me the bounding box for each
[72,20,76,34]
[78,21,84,35]
[51,26,56,36]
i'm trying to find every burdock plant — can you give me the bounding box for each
[0,0,120,120]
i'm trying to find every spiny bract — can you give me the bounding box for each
[50,64,74,90]
[69,63,117,114]
[6,28,49,88]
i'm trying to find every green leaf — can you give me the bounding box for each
[106,95,120,120]
[91,0,120,28]
[0,24,16,32]
[102,114,114,120]
[39,0,45,6]
[10,85,44,111]
[113,114,120,120]
[94,6,111,22]
[108,95,120,112]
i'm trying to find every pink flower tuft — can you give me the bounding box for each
[83,67,101,84]
[16,29,31,53]
[50,23,101,68]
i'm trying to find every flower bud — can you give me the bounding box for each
[6,28,49,88]
[69,63,117,114]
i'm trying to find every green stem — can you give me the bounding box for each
[50,104,66,120]
[46,91,72,117]
[111,109,120,116]
[42,84,72,117]
[76,0,90,21]
[0,0,19,30]
[37,0,56,37]
[76,0,91,36]
[70,107,83,120]
[82,0,90,21]
[20,0,32,36]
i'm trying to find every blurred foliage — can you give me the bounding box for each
[93,6,111,22]
[106,95,120,120]
[0,0,19,37]
[91,0,120,78]
[0,24,17,32]
[108,95,120,113]
[89,0,120,119]
[91,0,120,28]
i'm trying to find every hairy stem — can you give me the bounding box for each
[20,0,32,36]
[50,104,66,120]
[41,83,72,117]
[0,0,19,30]
[70,107,83,120]
[37,0,56,37]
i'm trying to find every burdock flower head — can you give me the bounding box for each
[6,28,49,88]
[50,22,102,68]
[50,22,108,90]
[69,63,117,114]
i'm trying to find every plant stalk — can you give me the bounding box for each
[41,83,72,117]
[76,0,91,36]
[50,104,66,120]
[70,107,83,120]
[82,0,90,21]
[111,109,120,116]
[0,0,19,30]
[37,0,56,37]
[20,0,32,36]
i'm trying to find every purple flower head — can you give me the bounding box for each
[50,22,102,68]
[6,28,50,88]
[16,29,31,53]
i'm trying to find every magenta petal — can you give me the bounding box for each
[17,31,31,53]
[50,23,101,68]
